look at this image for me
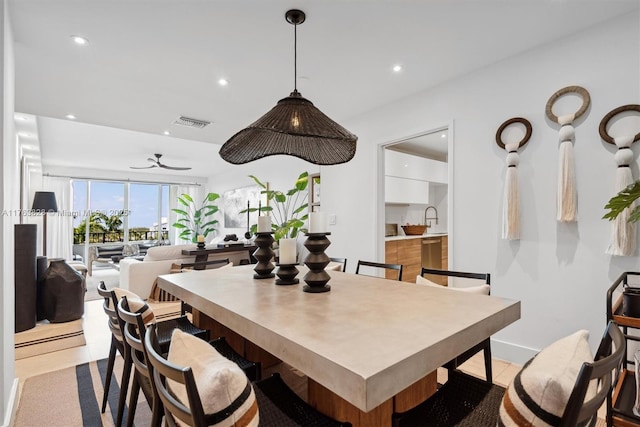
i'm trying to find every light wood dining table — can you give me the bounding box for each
[157,264,520,426]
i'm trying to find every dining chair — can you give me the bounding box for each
[144,323,351,427]
[418,267,493,383]
[392,321,625,427]
[97,281,125,415]
[98,282,209,427]
[355,260,403,281]
[117,296,163,427]
[329,257,347,272]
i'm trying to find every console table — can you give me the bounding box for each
[181,245,257,269]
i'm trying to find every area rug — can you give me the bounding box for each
[85,268,120,302]
[15,319,86,360]
[15,356,151,427]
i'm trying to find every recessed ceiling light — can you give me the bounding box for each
[65,114,76,120]
[71,35,88,45]
[18,132,31,138]
[392,65,403,73]
[218,78,229,86]
[163,131,171,136]
[441,133,447,138]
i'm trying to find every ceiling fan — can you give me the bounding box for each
[130,153,192,171]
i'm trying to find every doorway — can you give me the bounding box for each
[376,125,453,273]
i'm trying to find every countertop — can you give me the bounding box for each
[385,233,448,241]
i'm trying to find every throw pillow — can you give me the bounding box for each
[168,329,259,426]
[498,330,594,426]
[112,288,156,325]
[415,275,490,295]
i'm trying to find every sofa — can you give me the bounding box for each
[87,244,127,276]
[119,244,253,298]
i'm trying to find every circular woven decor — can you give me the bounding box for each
[599,104,640,145]
[496,117,532,150]
[545,85,590,123]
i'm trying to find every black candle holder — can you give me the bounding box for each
[275,263,299,285]
[303,232,332,293]
[197,242,205,249]
[253,232,275,279]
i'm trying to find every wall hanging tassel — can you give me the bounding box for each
[545,86,590,223]
[496,118,532,240]
[599,105,640,256]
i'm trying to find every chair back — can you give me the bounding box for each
[561,321,625,426]
[329,257,347,272]
[420,268,490,289]
[181,258,230,270]
[117,297,154,385]
[97,281,123,342]
[144,323,207,427]
[356,260,403,281]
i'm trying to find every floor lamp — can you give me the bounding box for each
[32,191,58,256]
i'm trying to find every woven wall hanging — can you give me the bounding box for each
[545,85,591,223]
[496,117,532,240]
[600,104,640,256]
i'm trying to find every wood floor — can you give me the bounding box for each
[14,299,607,426]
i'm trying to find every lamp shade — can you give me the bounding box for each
[32,191,58,213]
[219,91,357,165]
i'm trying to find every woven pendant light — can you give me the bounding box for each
[219,9,357,165]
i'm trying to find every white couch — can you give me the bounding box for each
[119,244,252,298]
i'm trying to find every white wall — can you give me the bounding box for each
[1,0,18,424]
[320,13,640,362]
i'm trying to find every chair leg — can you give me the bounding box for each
[150,395,163,427]
[126,374,140,427]
[483,340,493,384]
[116,352,133,427]
[101,340,117,413]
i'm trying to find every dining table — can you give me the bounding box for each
[157,264,520,426]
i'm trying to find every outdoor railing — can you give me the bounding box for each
[73,230,169,244]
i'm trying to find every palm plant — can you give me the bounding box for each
[172,193,220,243]
[241,172,309,241]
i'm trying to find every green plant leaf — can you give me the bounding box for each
[173,223,188,229]
[181,194,194,202]
[172,209,188,216]
[206,193,220,201]
[248,175,267,189]
[603,181,640,222]
[274,192,286,203]
[293,203,309,214]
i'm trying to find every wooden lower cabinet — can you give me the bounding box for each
[385,236,448,284]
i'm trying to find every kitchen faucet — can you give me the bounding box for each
[424,206,439,228]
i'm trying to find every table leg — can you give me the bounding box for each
[308,371,436,427]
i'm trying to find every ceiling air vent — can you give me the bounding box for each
[173,116,211,129]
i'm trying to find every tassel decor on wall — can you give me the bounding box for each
[545,85,590,223]
[496,117,532,240]
[600,104,640,256]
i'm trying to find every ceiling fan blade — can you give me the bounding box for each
[130,165,157,169]
[159,164,192,171]
[147,157,158,164]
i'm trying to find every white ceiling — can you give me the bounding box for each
[9,0,639,179]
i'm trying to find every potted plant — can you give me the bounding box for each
[241,172,309,241]
[172,192,220,243]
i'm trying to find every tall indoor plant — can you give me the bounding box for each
[241,172,309,241]
[172,192,220,243]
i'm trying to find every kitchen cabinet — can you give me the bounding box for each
[385,236,448,284]
[385,150,448,184]
[385,176,430,204]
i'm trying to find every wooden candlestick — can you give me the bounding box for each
[275,263,299,285]
[303,232,331,293]
[253,232,275,279]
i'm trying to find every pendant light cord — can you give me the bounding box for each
[293,22,298,92]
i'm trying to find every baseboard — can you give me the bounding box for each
[491,338,538,365]
[1,378,19,427]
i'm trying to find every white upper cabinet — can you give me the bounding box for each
[385,150,448,184]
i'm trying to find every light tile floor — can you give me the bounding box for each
[15,300,607,425]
